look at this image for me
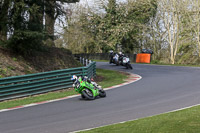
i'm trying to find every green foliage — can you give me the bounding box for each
[7,30,47,55]
[62,0,157,54]
[12,57,17,61]
[177,42,199,65]
[0,0,9,42]
[5,0,48,55]
[96,68,128,88]
[60,13,102,53]
[151,60,160,64]
[0,68,7,77]
[0,0,68,55]
[7,65,16,70]
[0,40,6,48]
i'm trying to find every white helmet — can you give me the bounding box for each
[71,75,77,81]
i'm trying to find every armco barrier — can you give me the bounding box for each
[74,53,137,62]
[0,62,96,101]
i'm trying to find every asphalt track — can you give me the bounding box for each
[1,62,200,133]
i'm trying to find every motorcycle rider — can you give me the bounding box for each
[113,53,119,64]
[118,52,124,65]
[109,50,114,64]
[71,75,78,82]
[71,75,101,90]
[71,75,91,83]
[122,54,133,69]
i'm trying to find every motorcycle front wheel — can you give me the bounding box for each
[128,63,133,69]
[81,94,85,99]
[82,88,95,100]
[99,90,106,97]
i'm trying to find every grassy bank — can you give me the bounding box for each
[150,60,200,67]
[92,59,109,62]
[80,105,200,133]
[96,68,128,88]
[0,68,128,110]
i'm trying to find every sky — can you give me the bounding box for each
[79,0,128,9]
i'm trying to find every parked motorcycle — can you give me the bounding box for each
[122,56,133,69]
[71,75,106,100]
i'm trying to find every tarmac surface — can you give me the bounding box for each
[0,62,200,133]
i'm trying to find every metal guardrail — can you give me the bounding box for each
[0,62,96,101]
[74,53,137,62]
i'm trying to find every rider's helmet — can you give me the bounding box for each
[71,75,77,81]
[119,51,122,55]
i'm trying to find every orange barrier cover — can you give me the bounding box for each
[136,53,151,63]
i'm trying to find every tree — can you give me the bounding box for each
[154,0,186,64]
[95,0,158,53]
[6,0,46,54]
[0,0,79,55]
[56,4,101,53]
[45,0,79,44]
[148,0,200,64]
[189,0,200,58]
[0,0,10,42]
[119,0,157,53]
[59,0,157,54]
[174,0,200,64]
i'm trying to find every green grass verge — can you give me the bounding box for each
[0,68,128,110]
[150,60,200,67]
[92,59,109,62]
[96,68,128,88]
[0,90,77,110]
[92,59,200,67]
[80,105,200,133]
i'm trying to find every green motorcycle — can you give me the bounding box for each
[71,75,106,100]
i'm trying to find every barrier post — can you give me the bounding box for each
[86,59,88,66]
[80,57,82,63]
[82,58,85,65]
